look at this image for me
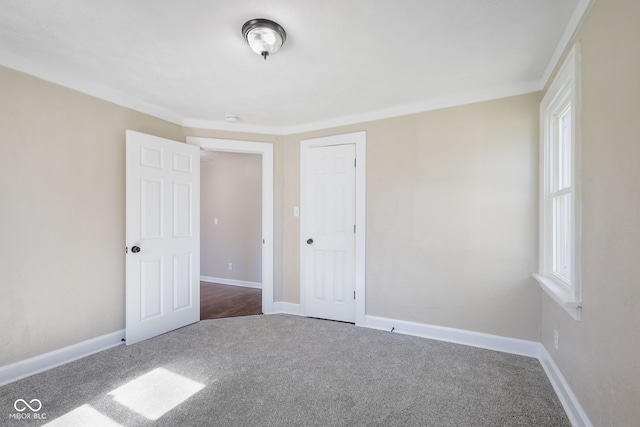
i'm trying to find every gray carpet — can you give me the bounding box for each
[0,315,569,426]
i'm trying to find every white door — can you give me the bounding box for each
[302,143,356,322]
[125,130,200,345]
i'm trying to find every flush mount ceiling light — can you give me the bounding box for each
[242,18,286,60]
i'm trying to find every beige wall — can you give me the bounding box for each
[201,153,262,283]
[0,66,184,365]
[540,0,640,424]
[280,93,542,341]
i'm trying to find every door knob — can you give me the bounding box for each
[306,238,313,245]
[131,246,141,253]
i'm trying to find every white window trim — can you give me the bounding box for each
[534,44,582,320]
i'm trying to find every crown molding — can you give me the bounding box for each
[540,0,594,87]
[0,51,184,126]
[182,80,542,136]
[279,80,542,135]
[182,117,284,135]
[1,48,543,137]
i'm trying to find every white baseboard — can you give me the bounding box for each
[200,276,262,289]
[269,302,302,315]
[0,329,125,387]
[539,347,593,427]
[363,315,541,357]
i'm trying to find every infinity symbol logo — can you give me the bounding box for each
[14,399,42,412]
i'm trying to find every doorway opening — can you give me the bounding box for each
[200,150,262,319]
[187,137,275,318]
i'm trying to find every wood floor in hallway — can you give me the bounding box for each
[200,282,262,320]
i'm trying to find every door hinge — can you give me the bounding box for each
[354,291,356,300]
[125,246,128,253]
[354,158,357,168]
[354,224,356,234]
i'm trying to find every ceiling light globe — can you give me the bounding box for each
[242,19,286,60]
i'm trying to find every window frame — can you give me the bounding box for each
[534,44,582,320]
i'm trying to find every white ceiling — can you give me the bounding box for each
[0,0,588,135]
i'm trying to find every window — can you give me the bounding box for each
[534,45,582,320]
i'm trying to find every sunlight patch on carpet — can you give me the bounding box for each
[107,367,205,420]
[43,404,123,427]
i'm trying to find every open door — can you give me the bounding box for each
[125,130,200,345]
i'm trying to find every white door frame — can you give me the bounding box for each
[300,131,366,325]
[186,137,275,314]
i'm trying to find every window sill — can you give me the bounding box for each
[533,274,582,320]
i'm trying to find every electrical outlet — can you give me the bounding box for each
[553,329,559,350]
[228,262,233,271]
